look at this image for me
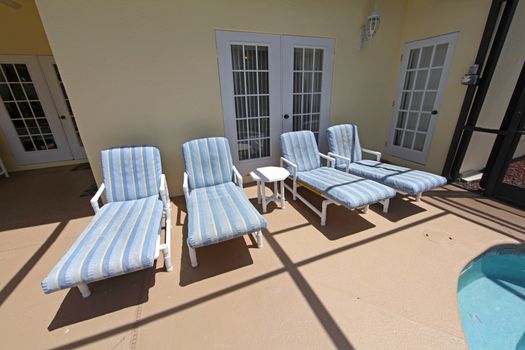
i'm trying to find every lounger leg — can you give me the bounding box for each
[188,245,198,268]
[77,283,91,298]
[362,205,369,214]
[257,231,263,248]
[292,179,297,200]
[415,192,422,202]
[321,199,330,226]
[383,198,390,213]
[257,180,262,204]
[163,246,173,272]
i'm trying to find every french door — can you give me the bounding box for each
[386,32,458,164]
[0,55,85,165]
[216,31,334,174]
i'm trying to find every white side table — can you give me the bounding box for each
[250,166,290,213]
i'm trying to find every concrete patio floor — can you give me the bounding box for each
[0,165,524,349]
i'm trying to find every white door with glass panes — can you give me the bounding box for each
[216,31,334,174]
[39,56,86,159]
[386,32,458,164]
[0,55,74,164]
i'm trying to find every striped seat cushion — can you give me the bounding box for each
[327,124,362,168]
[297,167,396,208]
[182,137,234,190]
[341,160,447,195]
[186,182,267,248]
[101,146,162,202]
[280,131,321,172]
[42,196,163,294]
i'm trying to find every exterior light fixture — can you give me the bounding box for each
[359,9,381,49]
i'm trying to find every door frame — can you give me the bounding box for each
[281,35,335,151]
[386,32,459,164]
[0,54,73,165]
[38,56,86,159]
[216,30,283,174]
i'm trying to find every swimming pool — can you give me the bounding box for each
[458,246,525,350]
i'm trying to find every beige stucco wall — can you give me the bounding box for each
[35,0,491,194]
[460,0,525,175]
[0,0,85,171]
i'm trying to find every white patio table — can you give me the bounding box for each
[250,166,290,213]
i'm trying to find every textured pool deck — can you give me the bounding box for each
[0,165,524,349]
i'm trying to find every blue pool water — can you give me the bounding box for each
[458,247,525,350]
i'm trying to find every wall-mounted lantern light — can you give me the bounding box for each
[360,9,381,49]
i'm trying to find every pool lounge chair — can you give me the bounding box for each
[327,124,447,201]
[280,131,396,226]
[182,137,267,268]
[41,146,173,298]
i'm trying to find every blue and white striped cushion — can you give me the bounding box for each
[186,182,267,248]
[327,124,362,167]
[280,131,321,172]
[182,137,234,190]
[41,195,163,294]
[297,167,396,208]
[342,160,447,195]
[101,146,162,202]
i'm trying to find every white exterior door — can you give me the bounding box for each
[0,55,73,164]
[39,56,86,159]
[281,36,334,150]
[216,31,334,174]
[386,32,458,164]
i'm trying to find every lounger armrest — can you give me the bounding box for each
[328,152,351,172]
[280,157,297,179]
[232,166,243,188]
[362,148,381,161]
[90,183,106,214]
[319,152,335,168]
[159,174,170,209]
[183,172,190,202]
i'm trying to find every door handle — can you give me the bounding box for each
[59,115,66,120]
[283,114,290,120]
[431,110,438,115]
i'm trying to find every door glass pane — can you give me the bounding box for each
[415,69,428,90]
[393,129,403,146]
[418,113,431,132]
[396,112,407,128]
[231,44,271,159]
[404,71,415,90]
[432,43,448,67]
[408,49,420,69]
[413,133,426,151]
[292,46,324,137]
[403,131,415,148]
[422,92,436,112]
[501,136,525,188]
[53,64,83,146]
[410,92,423,110]
[419,46,433,68]
[0,63,57,152]
[406,112,418,130]
[427,68,442,90]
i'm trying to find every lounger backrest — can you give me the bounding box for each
[101,146,162,202]
[327,124,362,167]
[280,131,321,172]
[182,137,234,190]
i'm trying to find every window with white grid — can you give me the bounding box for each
[292,47,323,141]
[393,43,448,152]
[231,44,270,161]
[0,64,57,152]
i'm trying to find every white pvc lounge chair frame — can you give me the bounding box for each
[182,166,263,268]
[280,153,390,226]
[78,174,173,298]
[328,150,423,202]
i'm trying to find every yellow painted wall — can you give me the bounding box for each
[35,0,492,194]
[380,0,492,174]
[0,0,82,171]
